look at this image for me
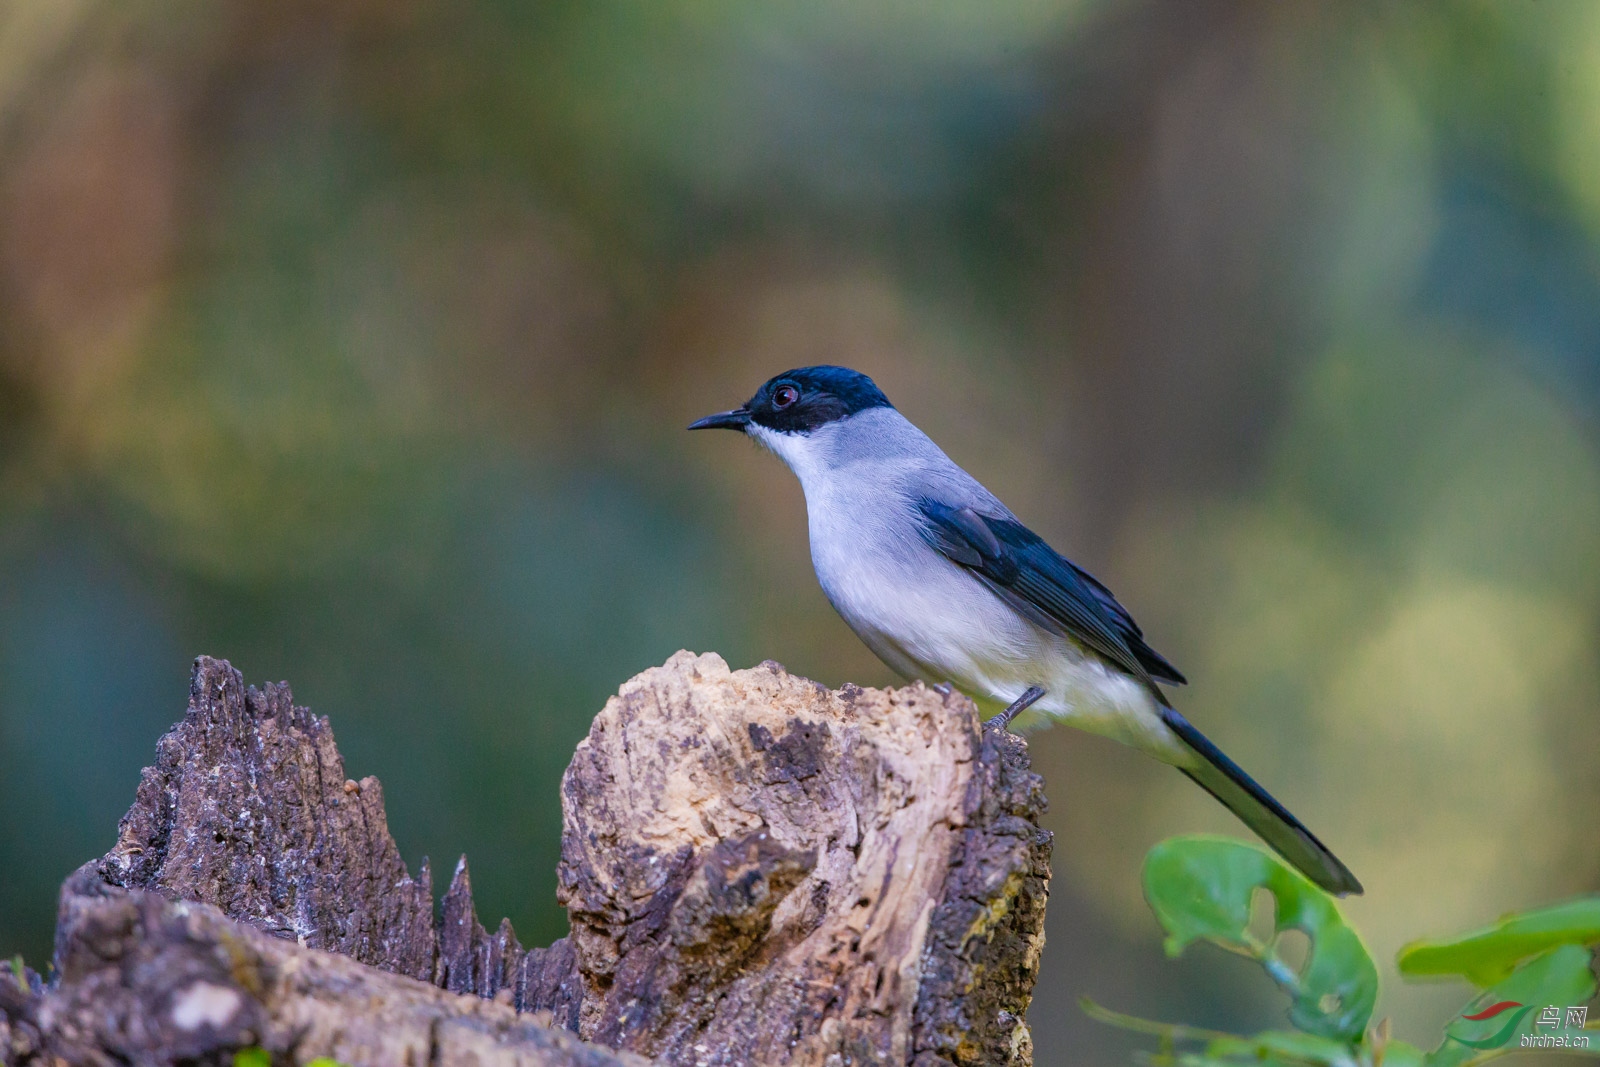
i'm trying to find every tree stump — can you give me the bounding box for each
[0,652,1051,1066]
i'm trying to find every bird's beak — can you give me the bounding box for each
[687,408,752,431]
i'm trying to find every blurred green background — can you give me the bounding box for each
[3,0,1599,1061]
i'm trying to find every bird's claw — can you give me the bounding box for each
[932,682,953,696]
[985,685,1045,734]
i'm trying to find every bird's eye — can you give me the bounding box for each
[773,384,800,409]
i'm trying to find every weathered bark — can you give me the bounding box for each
[89,655,583,1026]
[99,661,440,980]
[553,652,1051,1066]
[9,867,648,1067]
[0,652,1050,1067]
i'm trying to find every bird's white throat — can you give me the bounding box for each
[746,422,837,491]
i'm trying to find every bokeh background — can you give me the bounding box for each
[3,0,1600,1061]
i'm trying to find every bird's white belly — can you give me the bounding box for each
[807,515,1185,762]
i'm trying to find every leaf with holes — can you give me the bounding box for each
[1420,944,1598,1067]
[1398,896,1600,986]
[1143,835,1378,1041]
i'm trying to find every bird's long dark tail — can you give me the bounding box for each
[1160,705,1363,896]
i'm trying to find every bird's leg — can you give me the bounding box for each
[932,682,953,696]
[986,685,1046,731]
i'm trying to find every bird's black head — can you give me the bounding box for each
[688,366,892,434]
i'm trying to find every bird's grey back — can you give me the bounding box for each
[801,408,1014,520]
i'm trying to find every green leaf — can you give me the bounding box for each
[1079,1000,1362,1067]
[1398,896,1600,986]
[1424,944,1598,1067]
[1379,1039,1428,1067]
[229,1046,348,1067]
[1143,835,1378,1041]
[1205,1028,1362,1067]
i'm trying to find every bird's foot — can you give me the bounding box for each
[984,685,1046,734]
[932,682,953,696]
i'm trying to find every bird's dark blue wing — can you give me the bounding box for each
[917,498,1186,687]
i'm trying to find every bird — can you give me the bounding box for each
[689,365,1362,896]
